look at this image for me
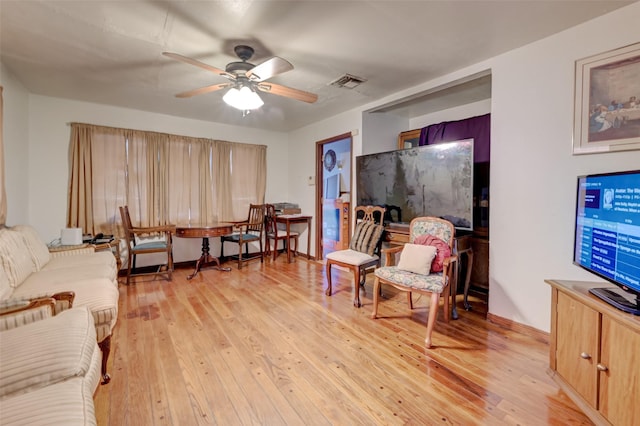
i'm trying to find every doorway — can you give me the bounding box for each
[315,133,352,260]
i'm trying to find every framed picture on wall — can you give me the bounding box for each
[573,42,640,155]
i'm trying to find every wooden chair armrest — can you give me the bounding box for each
[0,297,56,317]
[381,245,403,266]
[130,224,176,234]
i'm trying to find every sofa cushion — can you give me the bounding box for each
[349,221,385,256]
[0,307,97,398]
[0,377,97,426]
[397,243,437,275]
[0,229,36,288]
[10,278,119,342]
[326,249,378,266]
[413,234,452,273]
[11,225,51,271]
[374,266,446,293]
[44,251,116,272]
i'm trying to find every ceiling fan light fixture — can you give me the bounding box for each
[223,85,264,110]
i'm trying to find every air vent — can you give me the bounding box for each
[330,73,367,89]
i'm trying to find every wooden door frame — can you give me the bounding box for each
[314,132,353,260]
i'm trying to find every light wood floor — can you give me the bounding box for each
[95,257,591,425]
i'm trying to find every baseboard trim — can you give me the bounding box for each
[486,312,549,345]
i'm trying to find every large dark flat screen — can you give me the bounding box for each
[356,139,473,229]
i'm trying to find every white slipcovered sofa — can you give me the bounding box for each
[0,300,101,425]
[0,225,119,384]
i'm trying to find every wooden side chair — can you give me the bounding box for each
[325,205,386,307]
[371,216,458,348]
[264,204,299,261]
[220,203,266,269]
[118,206,176,285]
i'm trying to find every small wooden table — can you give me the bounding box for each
[275,214,312,263]
[176,223,234,279]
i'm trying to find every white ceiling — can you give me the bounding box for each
[0,1,633,132]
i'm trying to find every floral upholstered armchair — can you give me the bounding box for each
[371,216,457,348]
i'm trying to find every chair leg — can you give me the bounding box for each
[425,292,439,348]
[353,266,362,307]
[371,277,381,319]
[407,291,413,309]
[126,255,133,285]
[272,239,278,261]
[325,262,333,296]
[238,244,243,269]
[443,286,450,324]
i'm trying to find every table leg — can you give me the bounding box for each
[187,237,231,280]
[451,260,459,320]
[306,218,311,259]
[286,222,292,263]
[462,249,474,310]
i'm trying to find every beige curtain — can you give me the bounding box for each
[216,141,267,221]
[68,123,267,231]
[69,123,126,235]
[0,86,6,226]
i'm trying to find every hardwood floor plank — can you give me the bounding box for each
[94,258,593,425]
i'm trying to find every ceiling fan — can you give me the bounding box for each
[162,45,318,110]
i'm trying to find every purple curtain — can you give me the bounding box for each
[419,113,490,163]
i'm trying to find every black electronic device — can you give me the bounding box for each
[356,139,474,230]
[573,169,640,315]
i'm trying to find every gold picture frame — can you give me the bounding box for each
[573,42,640,155]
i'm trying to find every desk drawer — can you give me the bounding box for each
[385,231,409,244]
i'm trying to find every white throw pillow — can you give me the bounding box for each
[397,243,437,275]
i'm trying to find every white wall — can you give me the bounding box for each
[488,4,640,331]
[288,109,362,255]
[409,99,492,130]
[288,2,640,332]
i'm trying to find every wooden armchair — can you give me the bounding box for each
[371,216,457,348]
[220,204,266,269]
[325,205,386,307]
[119,206,176,285]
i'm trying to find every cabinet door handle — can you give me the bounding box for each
[597,364,608,372]
[580,352,591,360]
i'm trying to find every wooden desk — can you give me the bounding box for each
[176,223,233,279]
[275,214,312,263]
[383,225,473,320]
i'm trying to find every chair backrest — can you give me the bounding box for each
[119,206,134,246]
[264,204,277,235]
[354,205,386,224]
[246,204,266,234]
[409,216,455,249]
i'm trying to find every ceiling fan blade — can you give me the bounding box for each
[246,57,294,81]
[162,52,234,79]
[256,82,318,104]
[175,83,232,98]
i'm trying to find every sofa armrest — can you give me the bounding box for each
[0,297,56,331]
[0,291,76,332]
[49,246,96,257]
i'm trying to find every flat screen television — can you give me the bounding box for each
[356,139,473,230]
[573,169,640,315]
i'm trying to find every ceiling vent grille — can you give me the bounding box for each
[330,73,367,89]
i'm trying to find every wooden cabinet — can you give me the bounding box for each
[322,200,350,252]
[546,279,640,426]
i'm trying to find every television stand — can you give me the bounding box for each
[589,287,640,315]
